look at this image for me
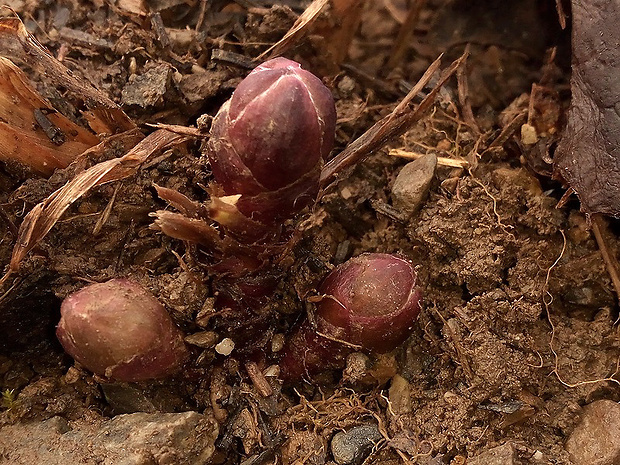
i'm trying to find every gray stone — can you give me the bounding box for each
[467,442,516,465]
[331,424,383,465]
[0,411,219,465]
[391,154,437,217]
[566,400,620,465]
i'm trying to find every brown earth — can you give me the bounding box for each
[0,1,619,464]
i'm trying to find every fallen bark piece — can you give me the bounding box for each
[554,0,620,216]
[565,400,620,465]
[122,63,177,108]
[1,128,187,283]
[0,16,136,134]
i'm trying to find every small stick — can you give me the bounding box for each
[245,361,273,397]
[484,111,527,152]
[591,214,620,316]
[389,149,469,168]
[256,0,328,61]
[320,50,467,189]
[92,184,119,235]
[386,0,427,70]
[456,45,480,134]
[150,12,170,49]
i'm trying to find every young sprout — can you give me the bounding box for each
[56,279,189,382]
[207,57,336,227]
[280,253,422,381]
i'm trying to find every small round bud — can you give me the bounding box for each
[207,57,336,224]
[56,279,189,382]
[280,253,422,381]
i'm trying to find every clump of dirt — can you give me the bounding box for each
[0,1,618,464]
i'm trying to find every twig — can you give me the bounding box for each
[591,214,620,322]
[456,45,480,134]
[483,111,527,152]
[92,184,119,235]
[256,0,328,61]
[389,149,469,168]
[245,361,273,397]
[320,50,467,189]
[386,0,426,70]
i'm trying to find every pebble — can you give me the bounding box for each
[388,374,412,415]
[391,154,437,218]
[565,399,620,465]
[215,337,235,356]
[467,442,516,465]
[331,424,383,465]
[184,331,218,348]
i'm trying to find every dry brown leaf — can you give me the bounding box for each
[113,0,148,17]
[0,16,135,134]
[0,57,100,176]
[322,0,365,66]
[314,0,364,68]
[257,0,329,61]
[554,0,620,216]
[153,184,208,218]
[1,129,189,283]
[151,210,224,250]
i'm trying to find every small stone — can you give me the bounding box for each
[331,424,383,465]
[337,76,356,97]
[271,333,285,353]
[263,365,280,377]
[389,374,412,415]
[467,442,516,465]
[521,123,538,145]
[391,154,437,217]
[566,399,620,465]
[0,412,218,464]
[185,331,218,348]
[101,383,157,414]
[436,139,451,151]
[215,338,235,356]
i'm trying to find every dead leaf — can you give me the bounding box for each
[1,129,189,283]
[0,16,136,134]
[554,0,620,216]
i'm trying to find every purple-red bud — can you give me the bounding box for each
[56,279,189,382]
[207,57,336,224]
[280,253,422,381]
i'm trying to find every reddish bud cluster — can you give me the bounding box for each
[280,253,422,381]
[56,279,189,382]
[207,57,336,225]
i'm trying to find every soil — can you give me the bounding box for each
[0,0,619,464]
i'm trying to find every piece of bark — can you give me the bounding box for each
[554,0,620,216]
